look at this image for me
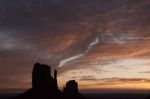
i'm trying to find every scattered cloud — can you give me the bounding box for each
[0,0,150,89]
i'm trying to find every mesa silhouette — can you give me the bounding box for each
[13,63,85,99]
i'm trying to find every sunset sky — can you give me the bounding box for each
[0,0,150,92]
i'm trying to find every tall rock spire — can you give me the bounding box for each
[54,70,57,79]
[54,70,58,90]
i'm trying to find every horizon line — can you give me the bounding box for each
[0,88,149,94]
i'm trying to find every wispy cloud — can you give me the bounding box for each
[0,0,150,89]
[58,33,100,67]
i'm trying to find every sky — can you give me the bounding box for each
[0,0,150,92]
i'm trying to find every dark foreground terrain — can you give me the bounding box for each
[83,93,148,99]
[0,93,148,99]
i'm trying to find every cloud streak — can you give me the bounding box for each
[0,0,150,89]
[58,33,100,67]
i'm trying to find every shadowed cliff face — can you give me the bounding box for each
[13,63,85,99]
[62,80,85,99]
[32,63,59,97]
[64,80,78,94]
[32,63,51,89]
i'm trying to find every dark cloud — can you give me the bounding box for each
[0,0,150,89]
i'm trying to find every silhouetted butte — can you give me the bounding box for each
[13,63,85,99]
[13,63,61,99]
[63,80,85,99]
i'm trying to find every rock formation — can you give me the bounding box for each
[63,80,78,95]
[13,63,85,99]
[62,80,85,99]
